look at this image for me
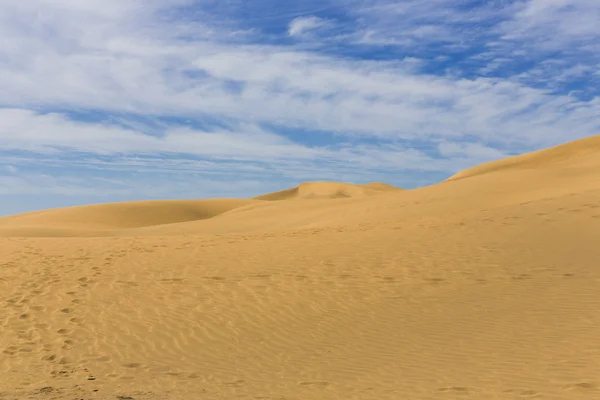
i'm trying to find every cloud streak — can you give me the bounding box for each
[288,16,331,37]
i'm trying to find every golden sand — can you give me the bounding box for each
[1,136,599,399]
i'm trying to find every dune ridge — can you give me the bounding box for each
[448,135,600,181]
[1,135,600,400]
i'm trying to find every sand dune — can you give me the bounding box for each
[254,181,402,201]
[0,182,402,238]
[0,199,260,237]
[448,135,600,181]
[1,136,600,400]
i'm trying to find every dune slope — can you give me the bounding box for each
[0,199,260,237]
[448,134,600,181]
[1,137,600,400]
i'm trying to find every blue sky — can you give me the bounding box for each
[0,0,599,216]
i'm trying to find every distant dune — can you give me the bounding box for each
[1,136,600,400]
[253,181,402,201]
[0,199,260,237]
[0,182,402,237]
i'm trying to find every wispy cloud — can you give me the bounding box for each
[288,16,331,37]
[499,0,600,48]
[0,108,469,175]
[4,165,17,174]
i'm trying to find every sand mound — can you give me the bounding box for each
[448,134,600,181]
[0,198,259,236]
[254,181,402,201]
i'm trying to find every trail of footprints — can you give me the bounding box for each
[2,249,105,385]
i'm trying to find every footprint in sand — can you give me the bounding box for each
[519,390,540,397]
[511,274,533,281]
[122,362,145,369]
[42,354,57,362]
[437,386,472,393]
[425,278,448,284]
[205,276,226,281]
[61,340,74,349]
[299,381,330,388]
[566,382,598,391]
[2,346,19,355]
[223,380,246,387]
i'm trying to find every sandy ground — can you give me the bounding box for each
[1,136,600,399]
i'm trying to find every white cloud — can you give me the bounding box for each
[500,0,600,47]
[1,108,474,175]
[0,0,597,151]
[437,141,508,161]
[0,171,264,198]
[349,0,505,47]
[1,33,598,150]
[0,174,129,197]
[348,0,599,97]
[288,16,330,37]
[0,108,318,160]
[351,0,600,53]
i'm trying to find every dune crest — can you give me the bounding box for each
[254,181,402,201]
[448,134,600,181]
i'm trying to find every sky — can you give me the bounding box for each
[0,0,599,216]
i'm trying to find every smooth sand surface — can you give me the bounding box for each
[1,137,600,399]
[0,199,261,237]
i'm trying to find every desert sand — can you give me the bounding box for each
[1,136,600,399]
